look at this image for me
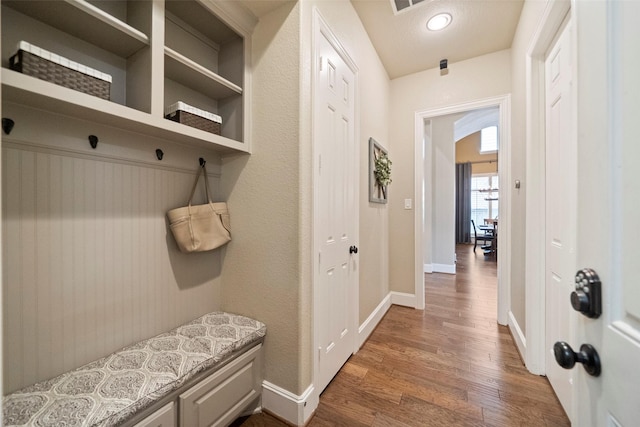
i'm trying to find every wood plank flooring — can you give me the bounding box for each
[233,244,569,426]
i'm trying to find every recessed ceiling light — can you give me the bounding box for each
[427,13,452,31]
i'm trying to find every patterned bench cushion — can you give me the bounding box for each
[3,312,266,427]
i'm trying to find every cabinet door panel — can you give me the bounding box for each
[180,345,262,427]
[133,402,176,427]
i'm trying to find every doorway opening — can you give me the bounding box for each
[413,95,511,326]
[454,107,500,259]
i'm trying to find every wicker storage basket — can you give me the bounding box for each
[9,41,111,100]
[165,102,222,135]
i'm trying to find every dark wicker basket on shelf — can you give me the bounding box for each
[10,50,110,100]
[165,109,221,135]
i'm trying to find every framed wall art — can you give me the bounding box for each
[369,137,391,204]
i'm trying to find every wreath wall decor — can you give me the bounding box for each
[369,138,391,203]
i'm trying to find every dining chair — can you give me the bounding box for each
[471,219,495,252]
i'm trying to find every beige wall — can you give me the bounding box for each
[455,132,499,175]
[0,0,390,402]
[221,0,390,396]
[2,103,225,393]
[389,49,512,294]
[219,2,304,394]
[509,0,548,335]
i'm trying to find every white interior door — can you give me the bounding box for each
[574,1,640,425]
[314,22,358,394]
[544,14,575,419]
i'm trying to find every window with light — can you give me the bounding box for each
[480,126,498,153]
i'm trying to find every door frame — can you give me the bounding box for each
[524,0,572,382]
[414,94,512,324]
[311,6,360,417]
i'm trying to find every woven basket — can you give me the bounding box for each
[10,50,111,100]
[165,107,221,135]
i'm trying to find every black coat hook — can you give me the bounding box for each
[199,157,206,167]
[2,118,15,135]
[89,135,98,149]
[156,149,164,160]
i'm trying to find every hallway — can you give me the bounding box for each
[236,244,569,426]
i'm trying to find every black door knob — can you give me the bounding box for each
[553,341,601,377]
[349,245,358,254]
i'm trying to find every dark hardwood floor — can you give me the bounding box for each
[234,244,569,426]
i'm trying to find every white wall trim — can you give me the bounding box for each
[508,310,527,361]
[0,51,4,403]
[524,0,571,377]
[496,95,512,326]
[262,382,317,426]
[358,294,392,347]
[414,94,512,325]
[432,263,456,275]
[423,264,433,273]
[414,115,426,310]
[390,291,417,308]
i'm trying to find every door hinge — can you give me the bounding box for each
[319,154,322,173]
[319,56,323,72]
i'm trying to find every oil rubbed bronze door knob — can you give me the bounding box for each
[553,341,601,377]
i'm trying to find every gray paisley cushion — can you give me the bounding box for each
[3,312,266,427]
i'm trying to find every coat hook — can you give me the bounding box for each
[88,135,98,149]
[2,118,15,135]
[156,149,164,160]
[199,157,206,167]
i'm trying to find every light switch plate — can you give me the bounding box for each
[404,199,412,209]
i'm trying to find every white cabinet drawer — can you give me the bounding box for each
[180,344,263,427]
[133,402,176,427]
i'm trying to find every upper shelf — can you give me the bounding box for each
[3,0,149,58]
[164,47,242,100]
[1,68,248,154]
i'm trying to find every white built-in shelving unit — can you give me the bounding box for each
[1,0,253,154]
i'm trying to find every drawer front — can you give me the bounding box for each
[133,402,176,427]
[180,344,263,427]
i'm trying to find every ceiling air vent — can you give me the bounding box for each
[391,0,425,14]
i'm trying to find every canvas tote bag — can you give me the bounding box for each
[167,165,231,253]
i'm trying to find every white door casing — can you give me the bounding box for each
[413,95,511,322]
[574,0,640,425]
[543,13,575,419]
[524,0,571,378]
[528,0,640,424]
[312,11,358,396]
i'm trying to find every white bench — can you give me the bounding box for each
[3,312,266,427]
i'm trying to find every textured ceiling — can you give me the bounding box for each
[350,0,524,79]
[240,0,524,80]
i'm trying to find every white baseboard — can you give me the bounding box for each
[358,294,391,347]
[262,381,317,426]
[424,263,433,273]
[262,291,418,426]
[432,263,456,274]
[508,310,527,361]
[390,291,416,308]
